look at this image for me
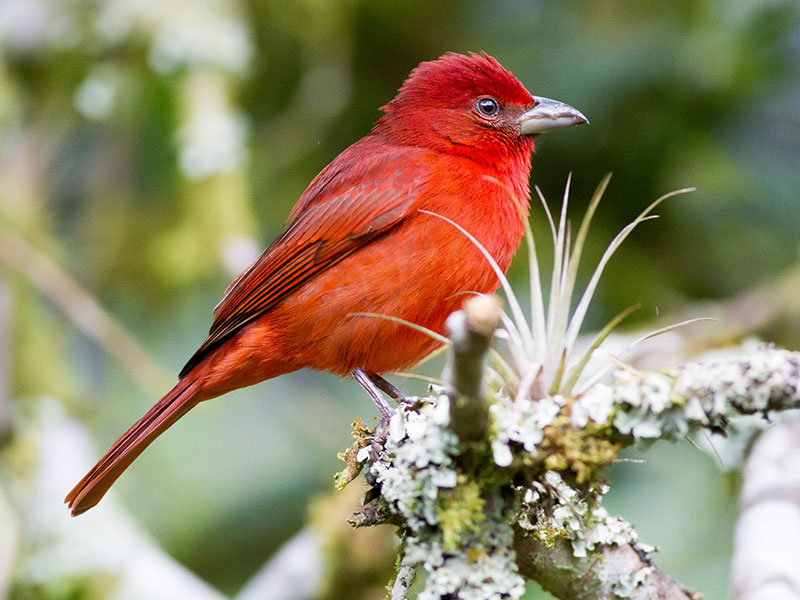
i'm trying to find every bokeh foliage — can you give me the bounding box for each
[0,0,798,597]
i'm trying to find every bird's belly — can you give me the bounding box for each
[276,264,493,374]
[203,205,522,392]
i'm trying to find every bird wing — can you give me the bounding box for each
[179,148,432,377]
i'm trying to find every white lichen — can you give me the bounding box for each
[673,346,800,415]
[520,471,640,559]
[366,346,800,598]
[489,392,565,467]
[612,566,654,597]
[570,383,614,428]
[571,346,800,446]
[371,395,526,599]
[407,524,525,600]
[371,395,458,531]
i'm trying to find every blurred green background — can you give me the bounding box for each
[1,0,798,598]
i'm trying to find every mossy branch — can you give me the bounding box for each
[352,300,800,599]
[514,534,700,600]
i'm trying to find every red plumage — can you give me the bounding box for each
[66,51,587,516]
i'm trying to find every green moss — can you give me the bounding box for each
[334,416,374,490]
[529,524,571,549]
[436,477,486,551]
[541,410,620,485]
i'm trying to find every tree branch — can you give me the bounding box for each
[0,231,173,396]
[514,534,699,600]
[359,292,800,599]
[443,294,501,441]
[731,417,800,600]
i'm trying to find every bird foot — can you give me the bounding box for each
[368,414,391,467]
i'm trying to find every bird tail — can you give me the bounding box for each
[65,375,203,516]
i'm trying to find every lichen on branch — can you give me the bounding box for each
[341,339,800,600]
[575,345,800,442]
[336,180,800,599]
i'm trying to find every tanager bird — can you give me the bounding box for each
[66,51,587,516]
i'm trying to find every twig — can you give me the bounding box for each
[391,562,417,600]
[0,231,172,396]
[443,294,501,441]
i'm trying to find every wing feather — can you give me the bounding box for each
[180,146,432,377]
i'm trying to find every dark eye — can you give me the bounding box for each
[476,97,500,117]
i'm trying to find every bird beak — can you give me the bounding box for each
[518,96,589,135]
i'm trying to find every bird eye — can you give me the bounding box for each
[476,97,500,117]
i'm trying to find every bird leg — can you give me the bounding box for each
[353,369,392,467]
[352,368,395,417]
[367,373,406,400]
[353,369,410,470]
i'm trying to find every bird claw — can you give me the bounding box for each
[368,414,391,469]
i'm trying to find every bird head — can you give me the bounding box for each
[374,52,588,163]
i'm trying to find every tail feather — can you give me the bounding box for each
[65,376,202,516]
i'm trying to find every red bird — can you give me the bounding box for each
[66,52,587,515]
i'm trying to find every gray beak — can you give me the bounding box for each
[518,96,589,135]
